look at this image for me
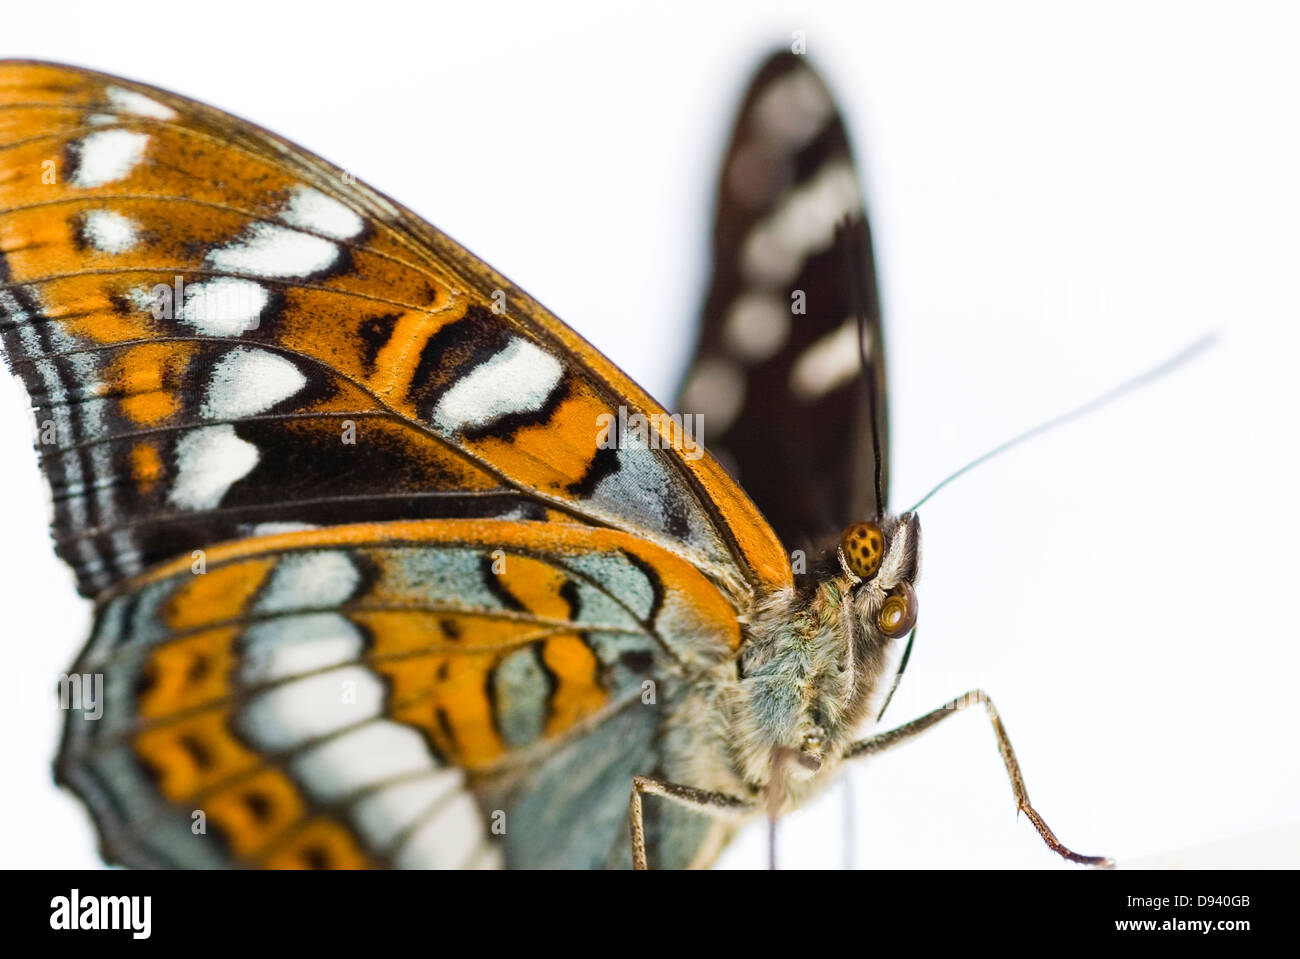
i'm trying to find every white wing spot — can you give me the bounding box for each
[168,424,258,510]
[283,186,365,240]
[752,67,834,149]
[789,317,869,401]
[202,347,307,419]
[432,337,563,433]
[239,614,365,685]
[255,551,361,612]
[722,292,791,363]
[176,277,269,336]
[81,210,139,253]
[70,130,149,187]
[352,773,465,851]
[206,222,340,278]
[252,545,358,613]
[741,161,861,287]
[239,668,383,752]
[291,720,438,802]
[106,86,177,121]
[680,357,745,435]
[725,68,834,208]
[392,790,488,869]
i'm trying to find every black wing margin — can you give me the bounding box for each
[677,51,889,561]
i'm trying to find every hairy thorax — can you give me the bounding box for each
[663,513,921,816]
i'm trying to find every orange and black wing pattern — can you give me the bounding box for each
[679,52,889,557]
[0,60,790,602]
[0,60,793,868]
[63,520,739,868]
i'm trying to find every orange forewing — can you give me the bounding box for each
[0,61,793,600]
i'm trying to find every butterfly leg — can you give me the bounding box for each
[845,689,1113,867]
[629,775,753,870]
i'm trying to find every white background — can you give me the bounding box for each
[1,0,1297,869]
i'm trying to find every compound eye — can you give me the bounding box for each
[877,584,917,638]
[840,522,885,580]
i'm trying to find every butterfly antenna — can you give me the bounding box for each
[841,216,885,519]
[907,333,1215,514]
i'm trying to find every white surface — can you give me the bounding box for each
[0,0,1296,869]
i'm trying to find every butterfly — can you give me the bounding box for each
[0,52,1108,868]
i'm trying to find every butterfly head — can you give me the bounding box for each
[826,511,921,738]
[838,512,920,637]
[734,513,921,801]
